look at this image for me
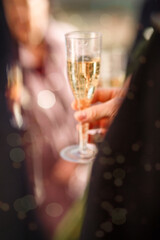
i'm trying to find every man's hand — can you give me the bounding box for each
[72,77,130,135]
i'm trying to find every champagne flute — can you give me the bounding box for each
[6,63,45,204]
[60,31,102,163]
[6,63,23,128]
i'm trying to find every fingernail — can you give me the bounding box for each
[75,111,87,121]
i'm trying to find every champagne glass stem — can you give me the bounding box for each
[79,122,89,154]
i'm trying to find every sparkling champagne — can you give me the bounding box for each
[67,57,100,109]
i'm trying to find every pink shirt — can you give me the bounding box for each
[19,19,80,237]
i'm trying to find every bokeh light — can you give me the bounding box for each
[7,133,22,147]
[10,148,25,162]
[37,90,56,109]
[45,202,63,218]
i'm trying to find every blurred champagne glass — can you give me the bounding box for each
[6,64,45,204]
[60,31,102,163]
[6,63,23,128]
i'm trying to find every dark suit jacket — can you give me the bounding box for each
[0,97,45,240]
[80,29,160,240]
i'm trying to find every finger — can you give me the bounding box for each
[91,87,121,103]
[88,127,107,136]
[71,87,122,110]
[92,76,131,103]
[88,118,110,132]
[74,97,122,123]
[71,99,90,110]
[99,118,110,129]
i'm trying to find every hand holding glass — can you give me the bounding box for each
[60,31,102,163]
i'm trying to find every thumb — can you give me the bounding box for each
[74,97,122,123]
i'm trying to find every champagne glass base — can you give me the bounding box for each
[60,144,97,164]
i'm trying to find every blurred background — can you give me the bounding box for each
[51,0,144,87]
[0,0,147,239]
